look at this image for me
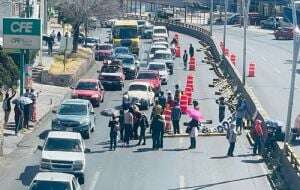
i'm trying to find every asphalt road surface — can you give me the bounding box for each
[0,29,272,190]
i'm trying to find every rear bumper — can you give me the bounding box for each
[101,80,123,87]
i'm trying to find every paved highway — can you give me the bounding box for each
[0,30,272,190]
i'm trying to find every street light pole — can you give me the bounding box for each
[210,0,213,36]
[284,0,299,151]
[242,0,251,85]
[223,0,228,58]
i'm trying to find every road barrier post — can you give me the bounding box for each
[230,53,236,65]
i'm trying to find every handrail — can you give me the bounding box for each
[285,143,300,174]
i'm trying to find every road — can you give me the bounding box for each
[0,29,272,190]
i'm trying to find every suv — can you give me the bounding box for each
[52,99,96,139]
[95,44,113,61]
[39,131,88,184]
[71,79,104,107]
[152,26,168,40]
[116,54,139,79]
[29,172,81,189]
[98,64,125,90]
[151,49,174,75]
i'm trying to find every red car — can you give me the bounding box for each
[71,79,104,107]
[136,70,161,95]
[95,44,113,61]
[274,27,293,40]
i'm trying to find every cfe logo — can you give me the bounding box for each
[10,22,33,33]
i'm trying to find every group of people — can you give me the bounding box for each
[2,88,38,136]
[47,30,62,56]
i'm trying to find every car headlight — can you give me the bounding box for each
[73,160,83,170]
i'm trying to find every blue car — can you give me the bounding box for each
[112,47,130,58]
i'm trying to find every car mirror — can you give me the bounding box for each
[84,148,91,153]
[37,145,43,151]
[52,109,57,114]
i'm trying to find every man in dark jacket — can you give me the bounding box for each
[151,114,165,150]
[137,113,149,145]
[158,91,166,109]
[108,115,120,150]
[171,102,182,134]
[216,97,226,123]
[189,44,194,57]
[183,50,188,70]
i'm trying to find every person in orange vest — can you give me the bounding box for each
[163,104,172,134]
[252,119,264,155]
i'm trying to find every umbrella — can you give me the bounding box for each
[186,107,204,122]
[101,108,119,117]
[19,96,32,105]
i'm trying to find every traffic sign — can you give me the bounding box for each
[2,18,41,49]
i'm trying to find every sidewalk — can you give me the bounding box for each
[0,82,70,155]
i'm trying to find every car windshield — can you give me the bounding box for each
[58,104,87,115]
[96,45,111,50]
[113,27,138,39]
[129,84,147,91]
[154,29,166,34]
[101,66,120,73]
[122,58,134,65]
[30,181,71,190]
[44,138,82,152]
[76,82,97,91]
[151,47,166,54]
[153,53,172,59]
[115,48,129,54]
[137,72,157,79]
[148,64,165,70]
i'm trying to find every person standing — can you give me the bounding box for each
[189,44,194,58]
[57,31,62,42]
[187,119,199,149]
[29,89,37,122]
[151,114,165,150]
[119,109,125,141]
[163,104,172,134]
[252,119,264,155]
[171,102,182,134]
[183,50,188,70]
[227,124,237,157]
[108,114,120,151]
[137,113,149,145]
[174,84,181,102]
[48,39,53,56]
[158,91,166,109]
[216,97,226,123]
[132,106,141,140]
[50,30,56,41]
[2,89,16,127]
[235,98,248,134]
[123,108,134,146]
[14,102,23,136]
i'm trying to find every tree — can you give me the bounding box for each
[55,0,123,53]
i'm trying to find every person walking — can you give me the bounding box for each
[227,124,237,157]
[108,114,120,150]
[216,97,226,123]
[137,113,149,145]
[189,44,194,58]
[151,114,165,150]
[252,119,264,155]
[29,89,37,122]
[235,98,248,134]
[2,89,16,127]
[187,119,199,149]
[14,102,23,136]
[158,91,166,109]
[124,108,133,146]
[171,101,182,134]
[183,50,188,70]
[57,31,62,42]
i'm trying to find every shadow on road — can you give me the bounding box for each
[163,148,188,152]
[168,174,268,190]
[133,147,154,153]
[210,153,254,159]
[86,149,107,154]
[18,165,40,186]
[241,159,264,164]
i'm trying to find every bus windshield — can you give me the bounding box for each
[113,27,138,39]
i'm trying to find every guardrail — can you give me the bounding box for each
[121,14,300,181]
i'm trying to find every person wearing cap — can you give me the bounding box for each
[108,114,120,151]
[226,124,237,156]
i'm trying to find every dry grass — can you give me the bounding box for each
[49,47,93,75]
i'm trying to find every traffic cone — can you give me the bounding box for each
[175,46,181,57]
[224,48,229,57]
[230,53,237,65]
[248,62,256,77]
[180,94,188,113]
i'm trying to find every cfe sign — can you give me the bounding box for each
[2,18,41,49]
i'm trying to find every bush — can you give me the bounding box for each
[0,50,19,90]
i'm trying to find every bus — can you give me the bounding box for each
[112,20,139,55]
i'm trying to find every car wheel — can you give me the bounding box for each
[78,174,85,184]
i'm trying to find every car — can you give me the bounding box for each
[227,14,241,25]
[71,79,104,107]
[29,172,81,189]
[95,43,113,61]
[83,37,99,48]
[147,62,168,85]
[39,131,89,184]
[152,26,168,40]
[123,81,155,110]
[137,20,146,35]
[136,70,161,95]
[153,41,169,49]
[148,44,168,60]
[51,99,96,139]
[142,23,153,39]
[98,64,125,90]
[112,46,130,58]
[115,54,138,79]
[151,49,174,75]
[274,27,293,40]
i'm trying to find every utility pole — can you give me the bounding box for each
[242,0,251,85]
[284,0,300,151]
[223,0,228,58]
[210,0,213,36]
[184,6,187,23]
[139,0,142,16]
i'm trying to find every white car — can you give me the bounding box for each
[148,44,167,60]
[152,37,168,44]
[29,172,81,190]
[123,81,155,110]
[147,62,169,85]
[39,131,89,184]
[153,41,169,49]
[151,49,175,75]
[152,26,168,40]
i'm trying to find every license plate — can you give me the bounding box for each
[66,127,73,132]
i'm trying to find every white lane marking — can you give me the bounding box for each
[89,171,101,190]
[179,175,185,188]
